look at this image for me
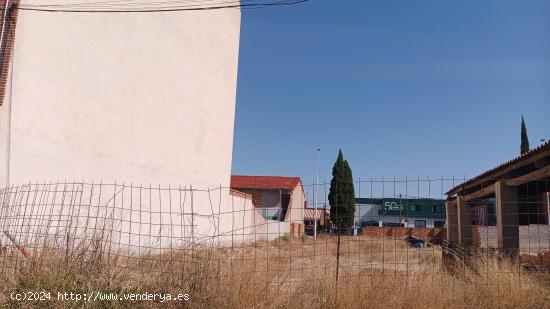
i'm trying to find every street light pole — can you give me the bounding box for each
[314,148,320,240]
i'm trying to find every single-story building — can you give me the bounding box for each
[231,175,305,237]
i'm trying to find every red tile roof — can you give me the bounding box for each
[231,175,302,190]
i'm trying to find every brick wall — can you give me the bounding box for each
[360,226,481,246]
[521,251,550,267]
[290,222,304,238]
[360,227,445,244]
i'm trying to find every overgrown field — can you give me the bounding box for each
[1,235,549,308]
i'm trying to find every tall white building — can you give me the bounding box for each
[1,1,240,188]
[0,1,269,248]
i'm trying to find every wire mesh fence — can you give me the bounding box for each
[0,177,549,307]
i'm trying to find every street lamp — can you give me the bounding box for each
[314,148,320,240]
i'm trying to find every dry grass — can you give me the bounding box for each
[1,235,549,308]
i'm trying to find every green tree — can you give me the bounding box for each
[521,115,530,155]
[328,149,356,229]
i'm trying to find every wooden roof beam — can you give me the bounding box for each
[461,165,550,201]
[504,165,550,187]
[446,145,550,196]
[463,184,495,202]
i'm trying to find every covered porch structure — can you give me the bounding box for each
[445,141,550,258]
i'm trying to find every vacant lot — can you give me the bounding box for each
[1,235,549,308]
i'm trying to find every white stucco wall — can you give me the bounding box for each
[286,183,304,224]
[1,3,240,189]
[0,184,270,253]
[0,3,279,247]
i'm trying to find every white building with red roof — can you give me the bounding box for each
[231,175,305,237]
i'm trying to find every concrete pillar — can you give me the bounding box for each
[544,192,550,225]
[457,196,472,246]
[445,200,458,244]
[495,181,519,256]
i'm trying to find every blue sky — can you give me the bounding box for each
[231,0,550,191]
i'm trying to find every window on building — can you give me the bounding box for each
[414,220,426,228]
[434,220,445,228]
[410,204,421,212]
[383,222,401,227]
[432,205,443,213]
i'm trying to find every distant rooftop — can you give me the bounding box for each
[230,175,302,191]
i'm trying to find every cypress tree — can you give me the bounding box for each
[328,149,356,229]
[521,115,530,155]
